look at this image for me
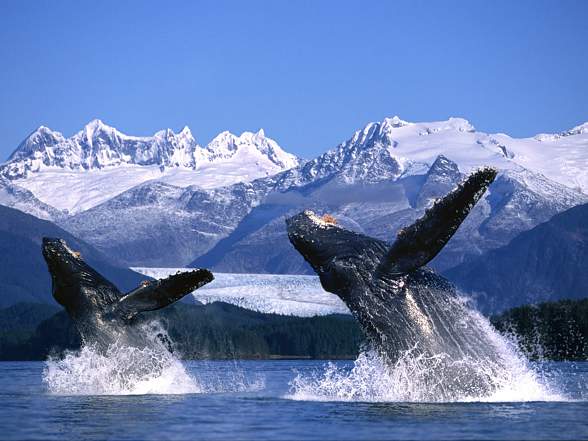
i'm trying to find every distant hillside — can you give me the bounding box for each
[445,203,588,314]
[0,302,363,360]
[0,205,146,307]
[491,298,588,361]
[0,303,61,359]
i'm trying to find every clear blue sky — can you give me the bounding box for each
[1,0,587,159]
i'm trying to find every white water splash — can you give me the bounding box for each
[43,337,201,396]
[288,311,568,403]
[43,321,266,396]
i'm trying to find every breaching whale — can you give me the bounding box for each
[286,167,505,397]
[42,238,213,350]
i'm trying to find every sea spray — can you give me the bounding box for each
[193,360,266,394]
[43,342,200,395]
[43,320,266,396]
[288,306,566,403]
[43,321,201,395]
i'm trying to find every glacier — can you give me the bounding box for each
[132,268,349,317]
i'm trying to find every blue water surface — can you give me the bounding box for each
[0,360,587,440]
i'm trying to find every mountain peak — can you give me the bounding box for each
[383,115,412,128]
[0,119,299,185]
[84,118,113,133]
[179,126,193,138]
[534,121,588,141]
[86,118,105,127]
[446,117,475,132]
[429,154,459,172]
[204,129,298,169]
[36,125,56,133]
[7,125,65,161]
[76,118,120,142]
[563,121,588,136]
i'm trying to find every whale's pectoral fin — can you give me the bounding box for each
[111,269,214,320]
[378,167,497,277]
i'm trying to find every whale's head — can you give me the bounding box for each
[42,237,119,312]
[286,211,387,297]
[43,237,85,277]
[42,238,88,306]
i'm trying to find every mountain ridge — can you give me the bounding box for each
[0,119,299,212]
[1,115,587,274]
[4,119,298,174]
[0,204,146,307]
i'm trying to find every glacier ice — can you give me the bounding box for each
[132,268,349,317]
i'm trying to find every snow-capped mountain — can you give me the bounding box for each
[61,179,274,266]
[272,116,588,193]
[0,176,61,221]
[191,160,586,274]
[2,115,587,274]
[0,119,299,212]
[190,116,588,273]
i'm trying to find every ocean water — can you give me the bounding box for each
[0,359,586,440]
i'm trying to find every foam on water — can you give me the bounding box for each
[43,343,200,395]
[43,321,200,395]
[287,309,568,403]
[42,321,264,396]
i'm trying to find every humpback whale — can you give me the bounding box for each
[42,238,213,350]
[287,167,504,397]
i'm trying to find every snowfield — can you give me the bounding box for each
[2,120,298,213]
[13,156,286,213]
[132,268,349,317]
[309,116,588,191]
[2,116,587,215]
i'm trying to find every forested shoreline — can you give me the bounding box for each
[0,299,586,361]
[490,298,588,361]
[0,302,364,360]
